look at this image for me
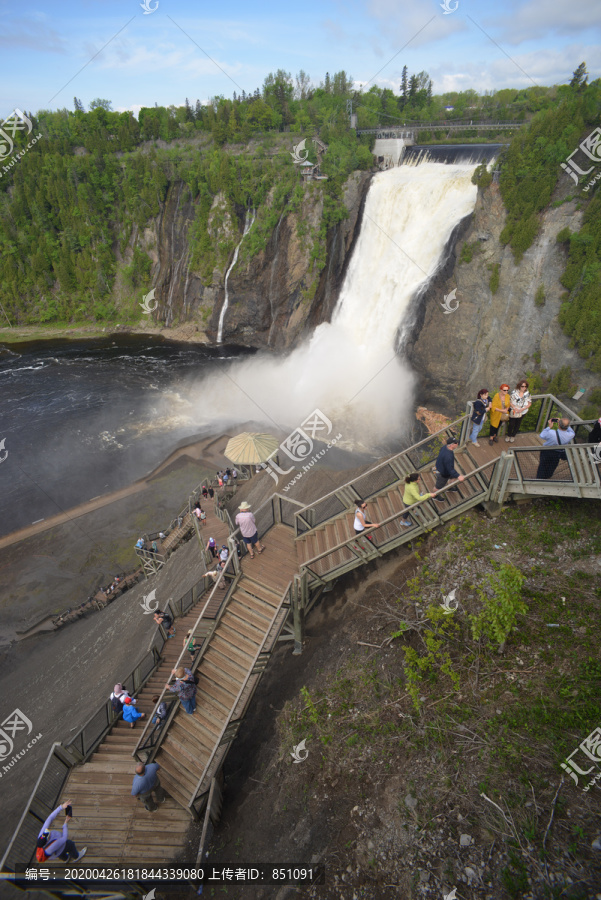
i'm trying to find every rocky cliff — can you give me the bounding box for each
[406,176,594,412]
[142,172,372,349]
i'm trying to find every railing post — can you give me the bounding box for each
[274,496,282,525]
[292,576,305,655]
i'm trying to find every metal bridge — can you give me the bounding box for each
[359,121,522,140]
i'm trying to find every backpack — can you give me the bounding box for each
[111,695,123,714]
[36,846,48,863]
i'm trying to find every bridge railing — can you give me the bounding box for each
[507,443,601,489]
[293,394,590,538]
[300,457,497,583]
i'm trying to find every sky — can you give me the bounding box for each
[1,0,600,116]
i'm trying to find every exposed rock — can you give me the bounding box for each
[460,834,473,847]
[407,176,596,411]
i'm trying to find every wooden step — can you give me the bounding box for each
[196,684,232,718]
[171,713,218,750]
[221,610,265,644]
[295,538,309,564]
[234,589,274,618]
[163,728,211,769]
[197,660,240,697]
[156,768,194,811]
[211,634,254,669]
[325,522,338,549]
[156,749,202,791]
[218,621,261,653]
[227,598,272,632]
[237,578,280,605]
[204,646,247,682]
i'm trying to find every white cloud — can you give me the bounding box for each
[0,18,67,53]
[490,0,601,46]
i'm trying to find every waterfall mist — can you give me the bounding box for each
[188,162,479,450]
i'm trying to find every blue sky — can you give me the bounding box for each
[1,0,600,116]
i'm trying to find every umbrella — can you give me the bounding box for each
[224,432,280,466]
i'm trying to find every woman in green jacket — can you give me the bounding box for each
[401,473,437,527]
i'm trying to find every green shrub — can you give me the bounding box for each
[472,163,492,189]
[489,263,500,294]
[534,283,546,306]
[470,564,527,648]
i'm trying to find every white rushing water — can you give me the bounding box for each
[193,162,478,447]
[217,209,256,343]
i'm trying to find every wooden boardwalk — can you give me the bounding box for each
[57,522,297,861]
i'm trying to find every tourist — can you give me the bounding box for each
[200,508,207,526]
[208,561,227,590]
[488,385,511,445]
[220,545,229,563]
[153,609,175,637]
[223,471,229,485]
[183,630,200,659]
[208,485,214,499]
[122,697,146,729]
[401,473,437,526]
[131,762,167,812]
[536,418,575,480]
[469,389,491,447]
[151,695,168,725]
[235,501,265,558]
[202,485,208,500]
[36,800,86,862]
[232,467,238,482]
[206,536,218,558]
[110,683,135,714]
[589,416,601,446]
[353,501,380,541]
[506,379,532,442]
[433,437,465,504]
[135,537,145,550]
[194,505,202,522]
[166,667,197,714]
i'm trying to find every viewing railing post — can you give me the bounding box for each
[292,577,304,655]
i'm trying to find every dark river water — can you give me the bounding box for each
[0,336,255,537]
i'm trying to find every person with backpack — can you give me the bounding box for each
[110,683,135,715]
[36,800,86,863]
[219,545,229,563]
[166,666,197,714]
[206,536,217,559]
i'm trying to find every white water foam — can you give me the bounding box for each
[191,163,478,447]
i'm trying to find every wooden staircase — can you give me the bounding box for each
[161,511,194,554]
[154,573,289,812]
[63,606,202,864]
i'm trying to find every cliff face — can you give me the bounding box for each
[406,177,593,411]
[142,172,372,348]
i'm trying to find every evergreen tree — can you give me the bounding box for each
[195,99,202,119]
[570,62,588,90]
[73,97,85,112]
[401,66,408,107]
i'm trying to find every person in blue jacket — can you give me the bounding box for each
[122,697,146,729]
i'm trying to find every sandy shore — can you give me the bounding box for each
[0,322,212,346]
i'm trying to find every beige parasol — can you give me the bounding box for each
[224,432,280,466]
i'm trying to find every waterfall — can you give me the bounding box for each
[217,209,256,344]
[191,162,478,447]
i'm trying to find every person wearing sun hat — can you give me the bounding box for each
[488,384,511,445]
[235,501,265,559]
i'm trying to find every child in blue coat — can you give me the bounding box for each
[122,697,146,729]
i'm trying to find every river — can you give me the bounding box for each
[0,336,255,537]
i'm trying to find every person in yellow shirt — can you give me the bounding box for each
[401,473,438,527]
[488,384,511,445]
